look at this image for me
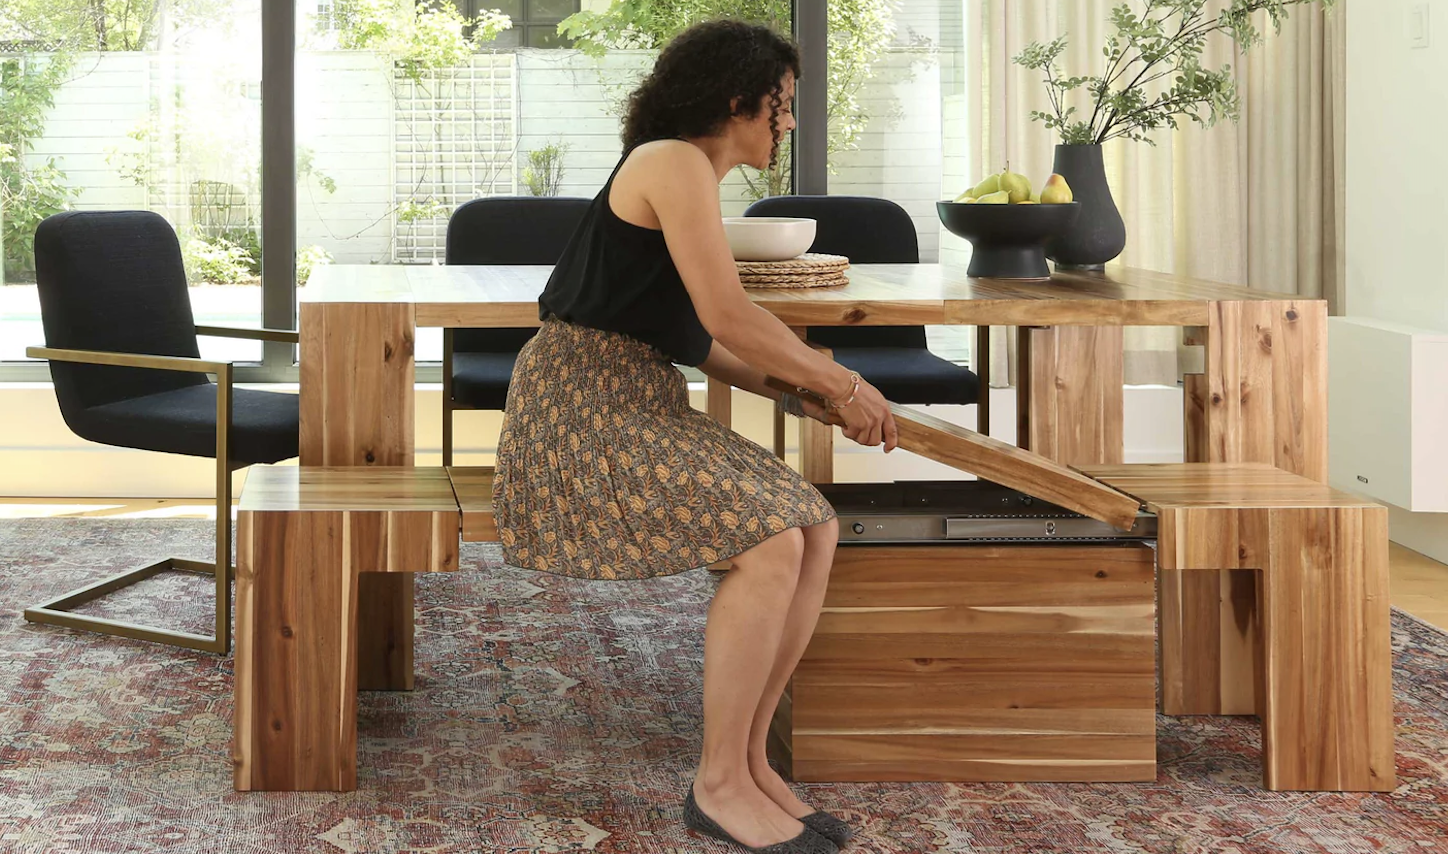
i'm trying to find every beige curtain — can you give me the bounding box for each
[967,0,1346,388]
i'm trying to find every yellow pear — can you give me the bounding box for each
[952,188,975,202]
[971,173,1002,199]
[1016,200,1039,205]
[977,190,1011,205]
[1000,169,1032,204]
[1040,173,1074,204]
[960,196,977,204]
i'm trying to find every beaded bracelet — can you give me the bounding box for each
[827,372,861,411]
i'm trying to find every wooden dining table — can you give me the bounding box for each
[299,262,1328,727]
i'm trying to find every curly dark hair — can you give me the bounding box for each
[621,20,801,168]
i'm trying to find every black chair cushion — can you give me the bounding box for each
[450,351,519,411]
[831,348,980,406]
[448,197,592,357]
[35,211,208,414]
[71,385,300,464]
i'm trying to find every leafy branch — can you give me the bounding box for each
[1014,0,1334,146]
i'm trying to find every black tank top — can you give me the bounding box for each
[537,149,713,366]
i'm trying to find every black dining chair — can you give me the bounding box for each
[441,196,592,465]
[24,210,301,655]
[744,195,983,439]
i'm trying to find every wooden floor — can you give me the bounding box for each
[4,496,1448,632]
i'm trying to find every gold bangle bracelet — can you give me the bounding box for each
[828,372,861,411]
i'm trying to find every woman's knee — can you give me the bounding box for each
[732,526,806,583]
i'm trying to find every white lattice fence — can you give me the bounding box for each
[392,55,517,263]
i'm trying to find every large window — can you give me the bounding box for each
[0,1,264,365]
[1,1,828,379]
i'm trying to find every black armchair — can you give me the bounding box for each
[24,210,300,655]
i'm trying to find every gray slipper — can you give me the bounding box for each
[800,811,853,848]
[684,786,839,853]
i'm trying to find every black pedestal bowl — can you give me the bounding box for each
[936,201,1082,279]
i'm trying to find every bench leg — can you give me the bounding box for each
[234,511,360,792]
[1257,507,1395,792]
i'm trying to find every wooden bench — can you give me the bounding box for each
[1080,463,1395,793]
[233,466,461,792]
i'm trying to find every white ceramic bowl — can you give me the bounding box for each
[722,216,817,262]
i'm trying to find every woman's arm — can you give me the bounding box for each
[631,142,854,403]
[698,339,777,401]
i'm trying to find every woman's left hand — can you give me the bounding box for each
[799,397,844,427]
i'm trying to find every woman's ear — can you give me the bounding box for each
[729,95,742,116]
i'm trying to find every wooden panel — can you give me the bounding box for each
[793,331,834,484]
[1257,506,1395,792]
[787,545,1156,783]
[792,757,1156,784]
[1021,326,1124,465]
[792,732,1154,764]
[706,377,732,427]
[767,679,794,779]
[827,545,1154,607]
[448,466,499,543]
[1184,372,1207,463]
[239,466,459,513]
[1080,463,1377,511]
[233,510,360,792]
[892,405,1141,530]
[815,604,1153,637]
[299,302,416,468]
[346,510,459,575]
[794,681,1156,726]
[299,302,419,694]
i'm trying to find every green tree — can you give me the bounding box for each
[558,0,897,198]
[0,54,80,275]
[0,0,231,51]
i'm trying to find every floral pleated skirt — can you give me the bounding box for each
[492,318,836,580]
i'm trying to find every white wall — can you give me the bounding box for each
[1346,0,1448,563]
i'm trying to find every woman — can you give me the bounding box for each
[492,19,897,854]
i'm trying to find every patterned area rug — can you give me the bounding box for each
[1,518,1446,854]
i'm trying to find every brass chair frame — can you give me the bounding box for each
[23,325,299,655]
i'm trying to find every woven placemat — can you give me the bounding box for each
[740,272,850,289]
[735,253,850,275]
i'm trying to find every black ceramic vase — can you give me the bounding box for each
[1044,144,1126,271]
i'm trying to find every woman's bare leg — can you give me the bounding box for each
[746,517,838,817]
[692,527,810,847]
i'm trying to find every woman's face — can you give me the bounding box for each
[735,72,797,171]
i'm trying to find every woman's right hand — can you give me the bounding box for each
[834,377,898,452]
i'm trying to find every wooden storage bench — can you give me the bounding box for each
[769,542,1159,783]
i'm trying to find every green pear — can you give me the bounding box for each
[1040,173,1074,204]
[976,190,1011,205]
[1029,188,1041,203]
[971,173,1001,198]
[952,188,975,202]
[1000,169,1032,204]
